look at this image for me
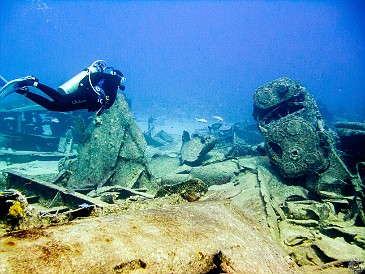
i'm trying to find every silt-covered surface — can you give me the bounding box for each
[0,201,296,274]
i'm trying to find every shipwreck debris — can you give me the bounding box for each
[6,171,108,209]
[155,178,208,202]
[253,77,330,178]
[66,94,153,191]
[335,121,365,159]
[180,132,216,166]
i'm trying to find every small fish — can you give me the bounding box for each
[78,203,91,209]
[208,122,223,132]
[195,118,208,123]
[4,116,15,121]
[212,115,224,122]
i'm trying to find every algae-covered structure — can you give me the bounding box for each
[0,80,364,273]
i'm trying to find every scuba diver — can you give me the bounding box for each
[2,60,126,116]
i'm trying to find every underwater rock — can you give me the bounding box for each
[158,163,192,185]
[202,183,242,201]
[237,156,268,172]
[159,174,190,186]
[180,134,216,166]
[100,192,118,204]
[112,159,149,189]
[66,94,151,189]
[155,178,208,202]
[189,160,239,186]
[0,201,296,273]
[147,154,181,178]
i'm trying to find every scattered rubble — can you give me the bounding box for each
[1,78,364,273]
[180,133,216,166]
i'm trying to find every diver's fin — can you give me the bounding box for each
[0,75,8,88]
[0,77,22,100]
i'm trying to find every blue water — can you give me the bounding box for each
[0,0,364,124]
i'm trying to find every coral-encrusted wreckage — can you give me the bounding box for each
[253,77,365,267]
[0,80,364,273]
[66,95,152,191]
[253,77,329,178]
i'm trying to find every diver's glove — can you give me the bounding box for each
[15,86,29,96]
[17,76,39,88]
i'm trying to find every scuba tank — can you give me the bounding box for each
[58,60,107,94]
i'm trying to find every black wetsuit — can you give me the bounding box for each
[24,72,120,114]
